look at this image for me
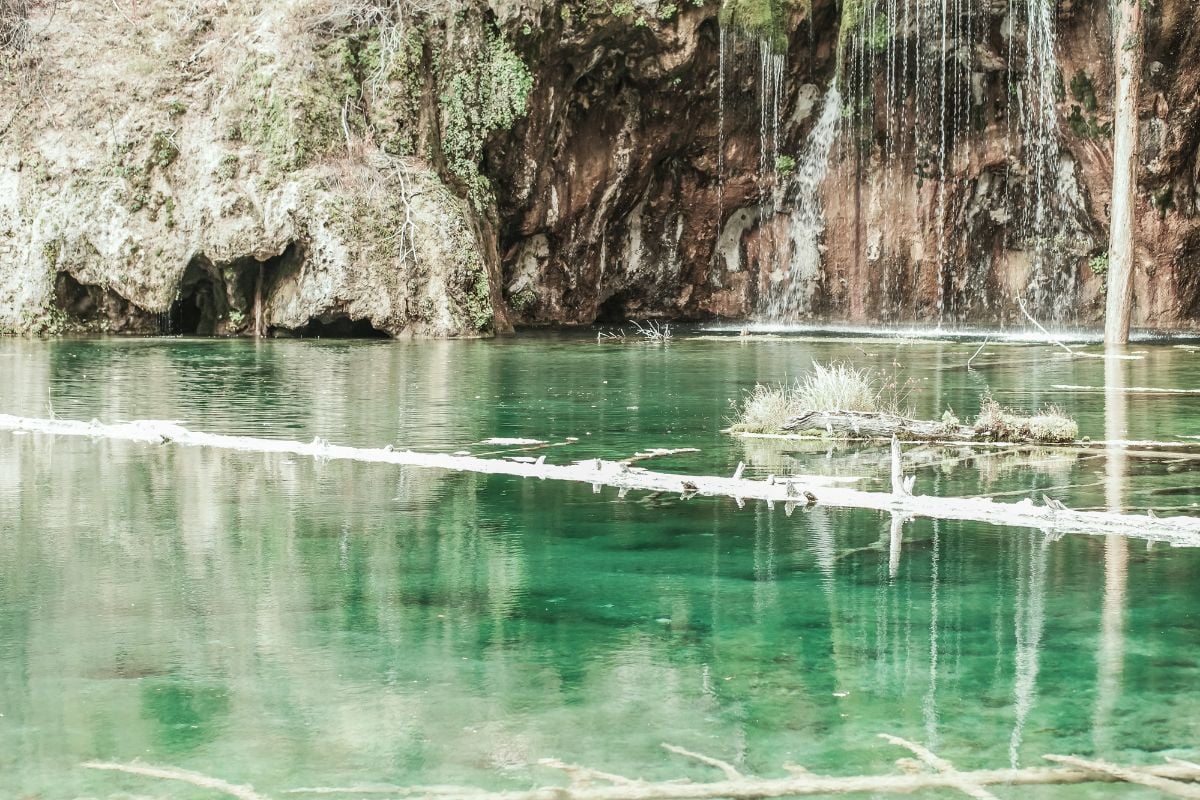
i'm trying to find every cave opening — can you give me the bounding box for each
[54,271,157,333]
[165,245,298,336]
[595,290,642,323]
[291,315,390,339]
[167,257,227,335]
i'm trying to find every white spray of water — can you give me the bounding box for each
[1021,0,1072,320]
[759,87,843,320]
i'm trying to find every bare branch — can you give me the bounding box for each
[661,744,742,780]
[878,735,999,800]
[82,761,269,800]
[1043,755,1200,799]
[539,759,640,787]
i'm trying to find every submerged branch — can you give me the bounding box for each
[87,753,1200,800]
[877,735,998,800]
[661,744,742,780]
[6,415,1200,545]
[1043,755,1200,799]
[82,761,269,800]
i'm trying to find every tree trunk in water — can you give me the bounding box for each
[1104,0,1144,348]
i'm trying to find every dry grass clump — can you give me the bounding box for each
[973,394,1078,443]
[732,382,808,434]
[796,361,878,413]
[730,361,897,433]
[597,320,672,343]
[729,368,1079,444]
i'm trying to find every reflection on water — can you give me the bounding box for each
[922,520,941,751]
[1096,355,1130,757]
[2,336,1200,798]
[1010,532,1051,768]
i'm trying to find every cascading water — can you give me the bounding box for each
[714,15,789,285]
[741,0,1090,326]
[758,87,843,320]
[1020,0,1075,320]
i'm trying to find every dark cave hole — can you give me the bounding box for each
[167,258,226,335]
[291,315,390,339]
[54,271,157,333]
[55,271,101,321]
[165,245,298,336]
[595,291,641,324]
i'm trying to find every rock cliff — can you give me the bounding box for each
[1,0,1197,336]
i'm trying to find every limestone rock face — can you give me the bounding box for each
[0,0,494,337]
[2,0,1199,336]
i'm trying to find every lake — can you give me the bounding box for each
[2,332,1198,798]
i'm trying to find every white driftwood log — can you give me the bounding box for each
[84,754,1200,800]
[4,415,1199,545]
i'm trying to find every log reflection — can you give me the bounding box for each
[1095,356,1130,754]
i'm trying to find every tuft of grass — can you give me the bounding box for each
[730,361,904,433]
[794,361,877,413]
[973,394,1079,443]
[731,381,807,434]
[729,369,1079,444]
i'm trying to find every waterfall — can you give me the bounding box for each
[735,0,1089,326]
[758,37,786,209]
[1020,0,1074,321]
[717,16,796,311]
[758,86,843,320]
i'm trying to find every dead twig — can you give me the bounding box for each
[539,759,640,788]
[966,336,990,369]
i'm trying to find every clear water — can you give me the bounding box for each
[2,332,1199,798]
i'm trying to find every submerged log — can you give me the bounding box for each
[87,751,1200,800]
[4,414,1200,545]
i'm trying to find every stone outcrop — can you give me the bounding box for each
[0,0,499,337]
[1,0,1198,336]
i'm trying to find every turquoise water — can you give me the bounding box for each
[2,333,1199,798]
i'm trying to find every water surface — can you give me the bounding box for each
[2,332,1199,798]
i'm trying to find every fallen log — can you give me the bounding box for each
[1043,755,1200,799]
[4,415,1200,545]
[784,411,966,441]
[782,411,1076,445]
